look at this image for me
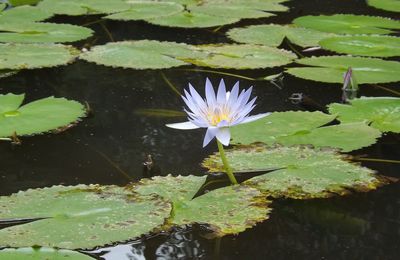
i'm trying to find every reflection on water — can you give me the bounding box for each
[89,240,146,260]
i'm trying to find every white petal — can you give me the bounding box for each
[166,121,200,130]
[217,120,229,127]
[241,113,271,124]
[216,127,231,146]
[228,81,239,107]
[203,127,218,147]
[205,78,216,108]
[217,79,227,104]
[189,83,207,111]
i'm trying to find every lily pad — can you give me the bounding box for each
[367,0,400,12]
[80,40,206,69]
[0,22,93,43]
[0,43,79,70]
[231,111,336,145]
[293,14,400,34]
[0,93,86,137]
[189,4,275,19]
[0,185,172,249]
[231,111,380,152]
[147,11,240,28]
[191,44,296,69]
[286,56,400,84]
[0,248,94,260]
[37,0,130,16]
[0,5,52,23]
[105,2,183,21]
[203,145,389,199]
[9,0,42,6]
[328,97,400,133]
[227,24,334,47]
[319,35,400,57]
[132,175,271,237]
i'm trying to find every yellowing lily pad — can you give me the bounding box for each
[203,145,390,199]
[328,97,400,133]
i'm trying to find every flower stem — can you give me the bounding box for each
[216,140,238,185]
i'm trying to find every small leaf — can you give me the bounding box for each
[0,185,172,249]
[293,14,400,34]
[0,93,86,137]
[319,35,400,57]
[286,56,400,84]
[203,145,391,199]
[0,247,94,260]
[328,97,400,133]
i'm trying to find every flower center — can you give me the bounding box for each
[209,110,230,126]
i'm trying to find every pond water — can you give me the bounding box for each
[0,0,399,259]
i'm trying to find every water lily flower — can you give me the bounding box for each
[166,78,270,147]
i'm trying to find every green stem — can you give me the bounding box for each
[216,140,238,185]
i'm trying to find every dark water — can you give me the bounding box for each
[0,0,399,259]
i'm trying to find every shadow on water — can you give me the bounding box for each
[0,0,399,259]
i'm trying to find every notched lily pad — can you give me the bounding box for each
[0,247,94,260]
[328,97,400,133]
[293,14,400,34]
[0,185,172,249]
[286,56,400,84]
[0,43,79,70]
[319,35,400,57]
[227,24,334,47]
[0,93,86,138]
[203,145,392,199]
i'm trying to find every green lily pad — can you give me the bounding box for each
[0,248,94,260]
[0,43,79,70]
[105,2,183,21]
[189,4,275,19]
[277,122,382,152]
[227,24,334,47]
[8,0,42,6]
[319,35,400,57]
[231,111,380,152]
[367,0,400,12]
[328,97,400,133]
[231,111,336,145]
[80,40,206,69]
[132,175,271,237]
[286,56,400,84]
[0,5,52,23]
[191,44,296,69]
[37,0,130,16]
[293,14,400,34]
[0,185,171,249]
[203,145,390,199]
[147,10,240,28]
[0,93,86,137]
[0,22,93,43]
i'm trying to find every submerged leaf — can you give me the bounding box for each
[203,145,390,199]
[293,14,400,34]
[0,247,94,260]
[319,35,400,57]
[134,108,186,118]
[367,0,400,12]
[328,97,400,133]
[0,43,79,70]
[0,93,86,137]
[0,185,172,249]
[227,24,334,47]
[286,56,400,84]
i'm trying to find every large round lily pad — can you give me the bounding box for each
[0,248,94,260]
[293,14,400,34]
[328,97,400,133]
[0,5,52,23]
[286,56,400,84]
[80,40,206,69]
[367,0,400,12]
[203,145,390,199]
[319,35,400,57]
[231,111,380,152]
[0,22,93,43]
[132,175,271,237]
[227,24,334,47]
[0,43,79,70]
[192,44,297,69]
[0,93,86,137]
[37,0,130,15]
[0,185,172,249]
